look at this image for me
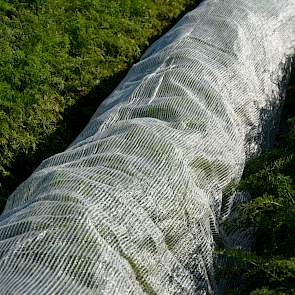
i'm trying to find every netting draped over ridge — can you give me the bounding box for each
[0,0,295,294]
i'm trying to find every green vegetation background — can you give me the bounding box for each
[218,67,295,294]
[0,0,196,212]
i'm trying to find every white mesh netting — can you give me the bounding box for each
[0,0,295,294]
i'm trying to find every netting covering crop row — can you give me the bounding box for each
[0,0,294,294]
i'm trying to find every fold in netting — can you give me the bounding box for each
[0,0,295,294]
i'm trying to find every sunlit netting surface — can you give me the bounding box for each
[1,0,295,294]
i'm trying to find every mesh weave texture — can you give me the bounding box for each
[1,0,295,294]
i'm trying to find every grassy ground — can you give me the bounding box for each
[0,0,197,212]
[218,66,295,294]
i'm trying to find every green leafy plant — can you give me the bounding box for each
[218,69,295,294]
[0,0,197,212]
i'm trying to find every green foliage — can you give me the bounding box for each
[0,0,197,211]
[218,249,295,294]
[218,72,295,294]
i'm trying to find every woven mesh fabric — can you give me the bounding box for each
[1,0,295,294]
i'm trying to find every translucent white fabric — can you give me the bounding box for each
[0,0,294,294]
